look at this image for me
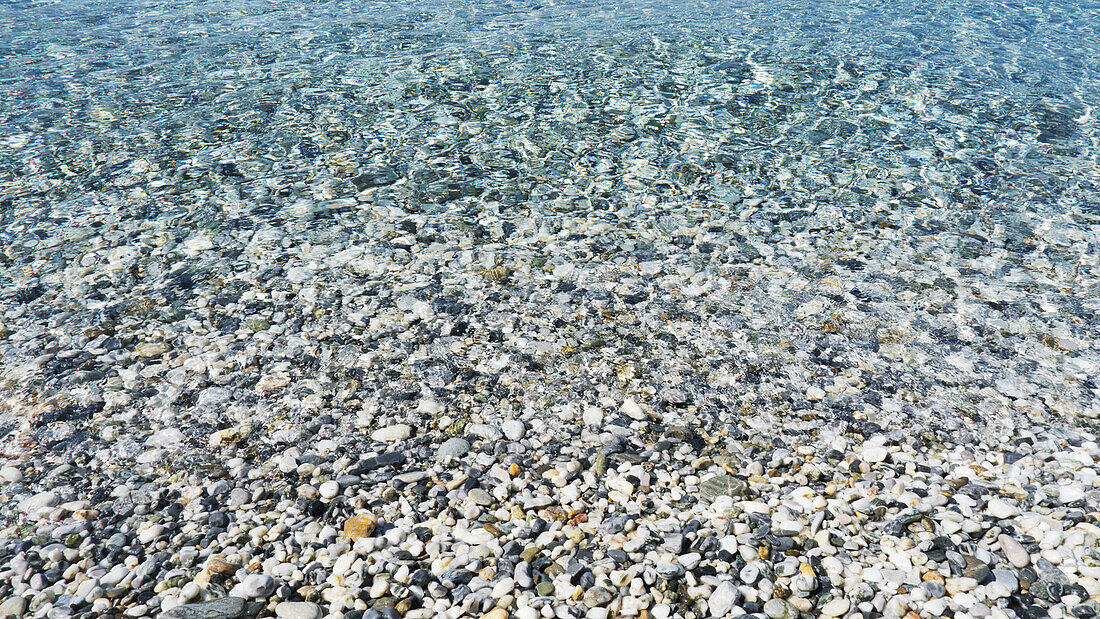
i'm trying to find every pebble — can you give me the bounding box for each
[656,564,686,580]
[621,398,646,420]
[999,534,1030,567]
[275,602,322,619]
[319,480,341,499]
[763,598,798,619]
[161,597,247,619]
[708,582,739,617]
[820,597,850,616]
[0,466,22,483]
[372,424,412,442]
[343,513,378,539]
[437,438,471,460]
[501,420,525,441]
[0,597,28,618]
[862,446,889,463]
[986,497,1020,519]
[583,587,614,607]
[232,573,276,599]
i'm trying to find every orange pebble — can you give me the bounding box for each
[922,570,945,585]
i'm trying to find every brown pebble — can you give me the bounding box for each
[922,570,945,585]
[206,558,237,576]
[343,513,377,539]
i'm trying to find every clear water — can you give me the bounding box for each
[1,0,1099,449]
[3,0,1098,224]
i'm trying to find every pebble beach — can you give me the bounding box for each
[1,0,1099,618]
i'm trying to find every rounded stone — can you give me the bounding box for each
[764,599,797,619]
[437,438,470,460]
[501,420,525,441]
[820,597,850,616]
[275,602,323,619]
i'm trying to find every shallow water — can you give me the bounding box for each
[1,0,1098,453]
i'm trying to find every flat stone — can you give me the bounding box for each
[862,446,888,463]
[468,488,494,506]
[0,597,28,618]
[162,597,247,619]
[699,474,749,500]
[820,597,850,617]
[655,563,685,580]
[437,438,470,460]
[226,488,251,507]
[992,569,1018,592]
[1035,557,1070,585]
[353,452,406,474]
[764,598,797,619]
[1059,484,1086,504]
[343,513,378,539]
[468,423,502,441]
[371,424,411,442]
[274,602,322,619]
[621,398,646,420]
[232,573,275,598]
[206,558,238,576]
[986,498,1019,519]
[583,586,613,607]
[0,466,22,483]
[19,491,58,514]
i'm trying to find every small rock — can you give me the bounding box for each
[699,474,748,500]
[708,582,739,617]
[1059,484,1085,504]
[468,423,503,441]
[275,602,322,619]
[502,420,525,441]
[206,558,238,576]
[621,398,646,420]
[343,513,378,539]
[998,534,1029,568]
[468,489,493,506]
[986,498,1019,519]
[437,438,470,460]
[19,491,58,514]
[656,564,685,580]
[583,586,614,607]
[232,573,275,599]
[863,446,888,463]
[161,597,247,619]
[0,466,21,483]
[820,597,850,617]
[763,598,797,619]
[0,597,28,618]
[319,481,340,500]
[372,424,411,442]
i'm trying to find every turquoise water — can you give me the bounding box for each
[3,0,1098,226]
